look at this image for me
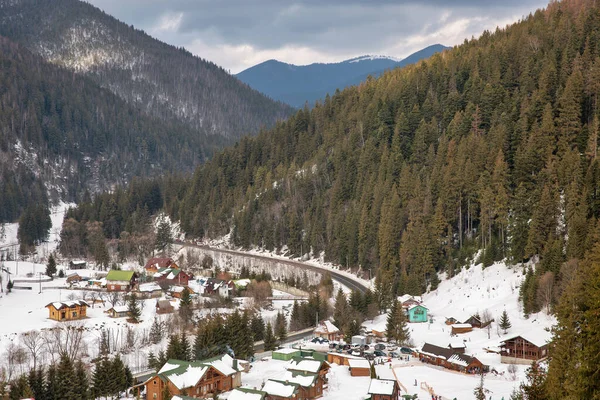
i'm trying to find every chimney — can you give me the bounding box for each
[233,359,238,370]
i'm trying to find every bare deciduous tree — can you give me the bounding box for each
[537,271,554,314]
[21,330,44,370]
[507,363,518,381]
[47,322,87,362]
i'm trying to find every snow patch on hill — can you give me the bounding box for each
[347,55,402,63]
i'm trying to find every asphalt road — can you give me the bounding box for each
[179,242,370,294]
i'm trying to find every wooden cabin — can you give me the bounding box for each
[69,260,87,270]
[261,380,300,400]
[451,323,473,335]
[327,352,363,366]
[500,335,549,364]
[106,270,137,292]
[46,300,89,321]
[107,305,129,318]
[229,388,267,400]
[66,273,82,284]
[169,285,195,299]
[145,355,242,400]
[348,358,371,377]
[154,268,192,287]
[367,379,400,400]
[156,299,175,314]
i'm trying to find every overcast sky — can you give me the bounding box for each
[85,0,549,74]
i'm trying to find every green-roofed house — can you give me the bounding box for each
[106,270,137,292]
[145,354,242,400]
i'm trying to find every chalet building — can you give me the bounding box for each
[499,335,549,364]
[368,379,400,400]
[169,285,195,299]
[261,380,300,400]
[66,273,82,284]
[145,257,179,276]
[314,320,342,341]
[398,294,422,309]
[106,270,137,291]
[46,300,89,321]
[418,343,488,374]
[138,282,163,298]
[199,278,234,298]
[156,299,175,314]
[145,354,242,400]
[107,305,129,318]
[326,352,363,366]
[154,268,193,287]
[406,305,428,323]
[348,358,371,377]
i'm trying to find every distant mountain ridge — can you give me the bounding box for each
[0,0,294,140]
[236,44,449,107]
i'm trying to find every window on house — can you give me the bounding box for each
[72,312,77,317]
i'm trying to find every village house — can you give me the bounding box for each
[499,335,549,364]
[138,282,163,298]
[169,285,195,299]
[156,299,175,314]
[46,300,89,321]
[347,358,371,377]
[368,379,400,400]
[314,320,342,341]
[106,270,137,291]
[154,268,193,287]
[445,317,459,325]
[326,352,363,366]
[199,277,234,298]
[448,341,466,354]
[145,257,179,276]
[261,380,300,400]
[107,305,129,318]
[66,273,82,285]
[69,260,87,270]
[398,294,422,308]
[145,354,242,400]
[406,304,428,323]
[418,343,488,374]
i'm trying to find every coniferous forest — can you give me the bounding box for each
[60,0,600,396]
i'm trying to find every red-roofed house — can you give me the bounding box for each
[145,257,179,276]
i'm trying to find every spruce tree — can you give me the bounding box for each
[46,254,57,279]
[263,322,277,351]
[45,364,57,400]
[127,293,141,323]
[166,334,182,360]
[74,361,90,400]
[179,287,193,324]
[148,351,159,371]
[180,333,191,361]
[275,311,287,341]
[28,368,45,400]
[111,355,128,398]
[473,373,486,400]
[499,310,512,334]
[520,362,547,400]
[55,354,77,400]
[250,314,265,342]
[92,358,109,399]
[149,317,163,344]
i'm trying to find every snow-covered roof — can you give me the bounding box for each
[108,305,129,314]
[274,348,300,354]
[139,282,162,292]
[452,323,472,329]
[170,285,186,293]
[228,388,266,400]
[314,320,339,334]
[205,354,238,376]
[165,365,208,390]
[262,380,298,398]
[348,359,371,369]
[449,341,466,349]
[46,300,89,310]
[157,355,239,390]
[368,379,396,395]
[398,294,422,304]
[287,358,323,373]
[408,304,428,311]
[499,333,551,348]
[447,354,469,367]
[281,371,317,387]
[234,279,251,288]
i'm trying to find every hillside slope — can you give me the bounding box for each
[236,44,448,107]
[0,0,294,139]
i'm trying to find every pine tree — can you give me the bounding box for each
[74,361,90,400]
[150,318,163,344]
[166,334,182,360]
[111,355,128,398]
[28,368,45,400]
[263,322,277,351]
[46,253,57,279]
[290,300,302,331]
[55,354,77,400]
[386,299,410,345]
[333,289,349,333]
[499,310,512,334]
[156,216,173,254]
[148,351,159,371]
[179,287,193,324]
[520,362,547,400]
[127,293,141,323]
[250,314,265,342]
[180,333,191,361]
[45,364,58,400]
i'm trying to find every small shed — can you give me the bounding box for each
[156,299,174,314]
[451,323,473,335]
[448,341,466,354]
[407,304,428,323]
[348,358,371,377]
[69,260,87,270]
[107,305,129,318]
[352,335,366,345]
[445,317,459,325]
[66,273,82,284]
[314,320,341,341]
[272,348,301,361]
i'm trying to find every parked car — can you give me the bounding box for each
[374,343,386,351]
[351,350,361,356]
[388,351,400,358]
[362,345,370,351]
[400,347,413,354]
[364,353,375,360]
[374,350,387,357]
[385,344,398,351]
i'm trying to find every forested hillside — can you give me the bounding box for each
[0,0,294,139]
[63,1,600,394]
[0,34,224,224]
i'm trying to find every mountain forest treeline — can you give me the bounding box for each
[62,1,600,396]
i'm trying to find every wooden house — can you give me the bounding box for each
[46,300,89,321]
[418,343,488,374]
[156,299,175,314]
[445,317,459,325]
[406,304,428,323]
[107,305,129,318]
[145,257,178,276]
[106,270,137,291]
[138,282,163,298]
[327,352,363,366]
[66,273,82,284]
[314,320,342,341]
[448,341,466,354]
[499,335,549,364]
[154,268,193,287]
[398,294,422,308]
[287,357,330,378]
[367,379,400,400]
[451,323,473,335]
[463,315,492,329]
[69,260,87,270]
[145,354,242,400]
[348,358,371,377]
[261,380,300,400]
[169,285,195,299]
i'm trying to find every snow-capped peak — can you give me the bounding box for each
[346,55,402,63]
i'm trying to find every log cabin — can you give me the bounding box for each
[46,300,89,321]
[499,335,549,364]
[367,379,400,400]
